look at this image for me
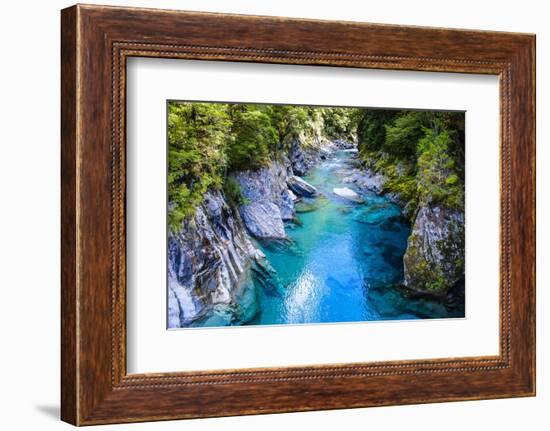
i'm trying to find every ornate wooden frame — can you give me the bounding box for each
[61,4,536,425]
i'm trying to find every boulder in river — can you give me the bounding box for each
[333,138,357,150]
[287,175,319,197]
[279,188,296,221]
[333,187,364,203]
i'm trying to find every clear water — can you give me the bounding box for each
[249,150,463,325]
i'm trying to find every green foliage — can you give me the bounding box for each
[270,105,321,150]
[168,102,361,231]
[445,174,459,186]
[228,107,278,170]
[168,101,465,234]
[267,105,308,138]
[322,107,358,140]
[384,111,426,159]
[356,110,398,154]
[416,128,464,209]
[223,177,249,208]
[384,169,418,207]
[355,109,465,216]
[167,102,230,231]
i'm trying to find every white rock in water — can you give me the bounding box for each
[333,187,363,202]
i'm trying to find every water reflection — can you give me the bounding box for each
[284,269,320,323]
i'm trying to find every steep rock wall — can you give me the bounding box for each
[234,161,296,239]
[168,190,269,328]
[403,205,465,296]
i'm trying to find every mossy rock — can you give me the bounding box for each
[403,205,465,297]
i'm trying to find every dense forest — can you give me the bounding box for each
[168,102,464,230]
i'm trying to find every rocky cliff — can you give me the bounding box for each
[168,133,331,327]
[233,161,295,239]
[287,130,344,176]
[234,159,320,240]
[403,205,465,297]
[289,136,327,176]
[167,190,275,328]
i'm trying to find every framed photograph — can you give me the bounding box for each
[61,4,535,425]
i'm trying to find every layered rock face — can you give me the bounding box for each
[234,162,295,239]
[238,202,287,239]
[168,190,268,328]
[403,205,464,296]
[234,161,317,239]
[288,135,336,176]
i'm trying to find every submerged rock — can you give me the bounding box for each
[353,202,401,225]
[251,255,283,297]
[295,197,328,213]
[333,187,363,203]
[287,175,319,197]
[403,205,465,297]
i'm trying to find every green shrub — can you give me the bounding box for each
[223,177,249,208]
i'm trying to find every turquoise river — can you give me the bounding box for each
[248,150,463,325]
